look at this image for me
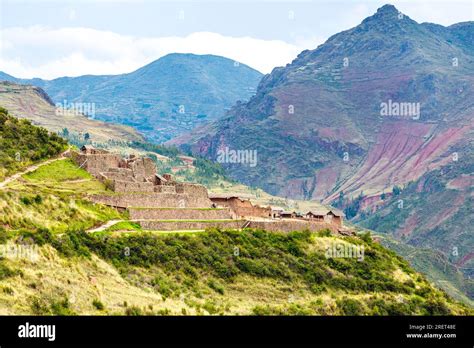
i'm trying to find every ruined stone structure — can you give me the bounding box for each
[74,146,347,234]
[209,195,272,219]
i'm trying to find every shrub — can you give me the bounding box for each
[0,263,23,280]
[92,299,105,310]
[0,227,10,244]
[423,297,451,315]
[33,195,43,204]
[50,297,76,315]
[336,297,364,315]
[32,228,53,246]
[208,279,225,295]
[152,276,176,298]
[2,286,14,295]
[125,306,143,316]
[20,196,32,205]
[360,231,372,243]
[317,229,332,237]
[30,297,51,315]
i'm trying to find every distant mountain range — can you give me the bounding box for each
[169,5,473,298]
[0,53,263,143]
[0,82,143,144]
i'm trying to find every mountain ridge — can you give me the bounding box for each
[0,53,263,143]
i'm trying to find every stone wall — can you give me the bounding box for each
[211,197,271,218]
[154,185,177,194]
[90,192,212,208]
[100,168,134,181]
[247,220,338,233]
[127,157,156,182]
[175,183,209,196]
[128,207,233,220]
[111,180,155,193]
[138,220,244,231]
[71,152,122,177]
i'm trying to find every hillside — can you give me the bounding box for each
[357,155,474,298]
[170,5,473,299]
[1,54,263,143]
[0,159,471,315]
[0,107,67,181]
[0,82,144,145]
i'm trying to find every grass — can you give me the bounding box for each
[0,159,123,234]
[104,220,242,233]
[140,219,238,223]
[24,159,92,182]
[1,225,472,315]
[43,228,472,315]
[106,221,142,232]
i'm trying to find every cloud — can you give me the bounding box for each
[0,26,322,79]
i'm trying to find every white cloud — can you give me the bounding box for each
[0,26,321,79]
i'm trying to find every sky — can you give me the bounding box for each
[0,0,472,79]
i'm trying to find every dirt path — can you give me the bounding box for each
[0,150,70,189]
[86,219,124,233]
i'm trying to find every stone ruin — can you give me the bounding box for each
[72,145,211,208]
[73,146,348,234]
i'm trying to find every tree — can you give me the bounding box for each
[336,191,345,208]
[392,185,402,196]
[84,133,90,141]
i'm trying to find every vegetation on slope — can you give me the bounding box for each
[380,235,473,307]
[0,226,471,315]
[357,156,474,301]
[0,159,122,233]
[0,107,67,180]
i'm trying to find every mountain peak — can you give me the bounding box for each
[376,4,399,15]
[358,3,416,31]
[368,4,406,22]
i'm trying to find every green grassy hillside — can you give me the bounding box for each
[0,159,471,315]
[0,107,67,181]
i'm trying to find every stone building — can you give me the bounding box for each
[209,194,272,219]
[306,209,344,227]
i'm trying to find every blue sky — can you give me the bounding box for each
[1,0,472,78]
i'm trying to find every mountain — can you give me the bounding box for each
[169,5,473,298]
[0,82,144,145]
[1,54,263,143]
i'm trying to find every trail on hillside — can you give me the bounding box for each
[0,150,70,189]
[86,219,125,233]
